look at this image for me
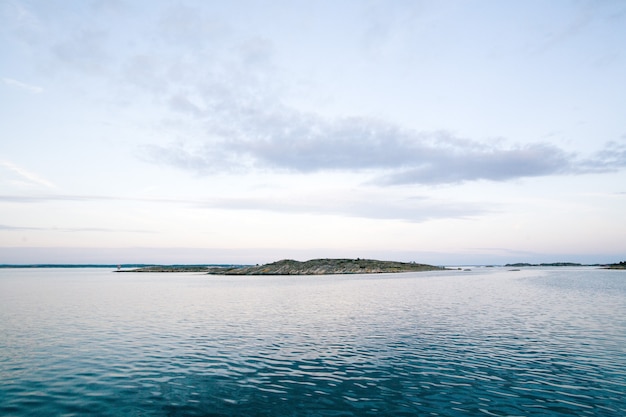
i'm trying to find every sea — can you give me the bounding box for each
[0,266,624,416]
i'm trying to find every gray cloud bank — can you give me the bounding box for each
[145,112,612,185]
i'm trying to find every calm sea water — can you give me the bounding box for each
[0,267,624,416]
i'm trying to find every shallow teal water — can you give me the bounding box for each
[0,267,624,416]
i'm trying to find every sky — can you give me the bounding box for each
[1,0,626,265]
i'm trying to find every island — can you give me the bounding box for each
[505,262,584,267]
[118,264,235,273]
[504,261,626,270]
[603,261,626,270]
[207,258,447,275]
[123,259,447,275]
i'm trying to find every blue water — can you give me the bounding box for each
[0,267,624,416]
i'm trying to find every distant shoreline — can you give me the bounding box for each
[2,260,624,271]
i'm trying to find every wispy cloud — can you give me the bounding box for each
[0,195,93,203]
[51,29,110,74]
[2,77,43,94]
[0,224,153,233]
[0,160,55,188]
[0,192,489,223]
[579,141,626,173]
[195,192,490,223]
[0,224,41,231]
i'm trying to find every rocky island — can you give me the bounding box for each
[504,261,626,270]
[121,259,446,275]
[120,265,215,273]
[205,258,446,275]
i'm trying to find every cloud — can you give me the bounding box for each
[117,4,623,187]
[195,192,489,223]
[0,224,152,233]
[143,107,603,185]
[8,2,625,187]
[0,191,488,223]
[0,224,40,231]
[0,194,179,204]
[2,77,43,94]
[580,141,626,173]
[141,61,626,185]
[0,160,55,188]
[0,195,88,203]
[51,29,110,74]
[157,3,227,46]
[374,143,573,185]
[0,0,44,44]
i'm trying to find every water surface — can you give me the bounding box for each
[1,267,624,416]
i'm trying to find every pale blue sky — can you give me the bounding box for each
[1,0,625,265]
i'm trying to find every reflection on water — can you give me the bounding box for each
[1,267,625,416]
